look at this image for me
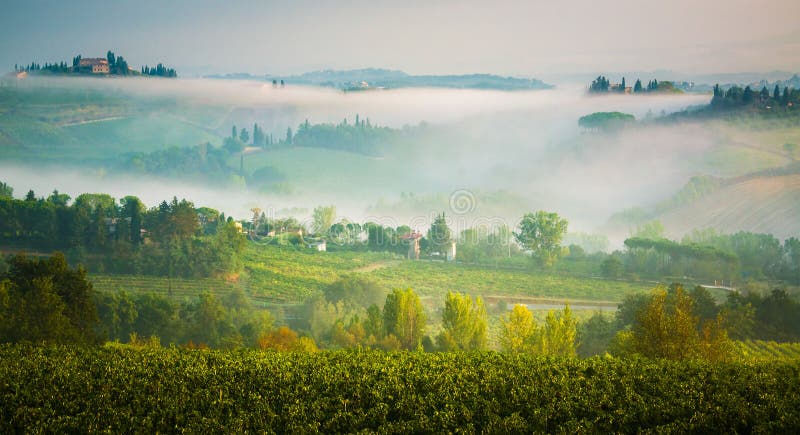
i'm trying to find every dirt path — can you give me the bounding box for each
[483,294,620,308]
[60,116,128,127]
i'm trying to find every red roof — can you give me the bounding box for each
[399,232,423,240]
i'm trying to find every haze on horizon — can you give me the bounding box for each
[1,0,799,78]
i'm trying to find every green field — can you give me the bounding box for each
[0,86,224,162]
[2,345,798,432]
[90,243,654,309]
[237,147,415,195]
[65,114,220,155]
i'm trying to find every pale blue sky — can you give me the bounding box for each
[2,0,798,76]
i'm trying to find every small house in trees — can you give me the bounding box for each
[400,231,423,260]
[78,58,109,74]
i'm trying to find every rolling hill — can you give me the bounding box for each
[657,173,800,240]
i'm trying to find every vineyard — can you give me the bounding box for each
[90,274,240,299]
[87,243,660,313]
[242,244,653,305]
[734,340,800,361]
[366,259,651,302]
[242,244,399,303]
[1,345,799,432]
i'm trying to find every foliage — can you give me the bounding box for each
[20,50,176,77]
[726,289,800,342]
[0,253,97,344]
[94,286,274,348]
[632,220,665,239]
[0,190,246,278]
[324,276,386,310]
[711,84,800,112]
[383,288,426,350]
[499,304,538,352]
[140,63,177,78]
[290,118,399,156]
[623,236,740,281]
[437,292,487,351]
[588,76,681,95]
[500,304,577,356]
[563,231,609,254]
[578,112,635,131]
[618,286,732,361]
[456,225,513,263]
[600,255,623,279]
[514,211,569,267]
[588,76,610,92]
[3,346,799,432]
[427,213,452,256]
[576,312,617,357]
[623,230,800,283]
[312,205,336,236]
[0,182,12,200]
[539,305,578,356]
[257,326,317,352]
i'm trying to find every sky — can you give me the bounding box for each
[1,0,799,77]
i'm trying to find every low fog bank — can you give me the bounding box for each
[15,75,706,129]
[3,76,738,241]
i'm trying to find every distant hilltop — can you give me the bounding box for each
[10,50,177,78]
[206,68,553,91]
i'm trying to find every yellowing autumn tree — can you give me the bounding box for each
[383,288,426,350]
[258,326,318,352]
[499,304,538,352]
[437,292,487,351]
[618,286,731,361]
[539,305,578,356]
[500,304,577,356]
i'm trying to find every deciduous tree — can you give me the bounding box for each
[437,292,487,350]
[514,211,568,267]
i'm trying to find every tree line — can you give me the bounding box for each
[119,142,241,185]
[249,207,570,269]
[588,76,680,94]
[226,115,400,157]
[579,283,800,359]
[711,83,798,111]
[599,230,800,284]
[0,183,246,278]
[14,50,176,77]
